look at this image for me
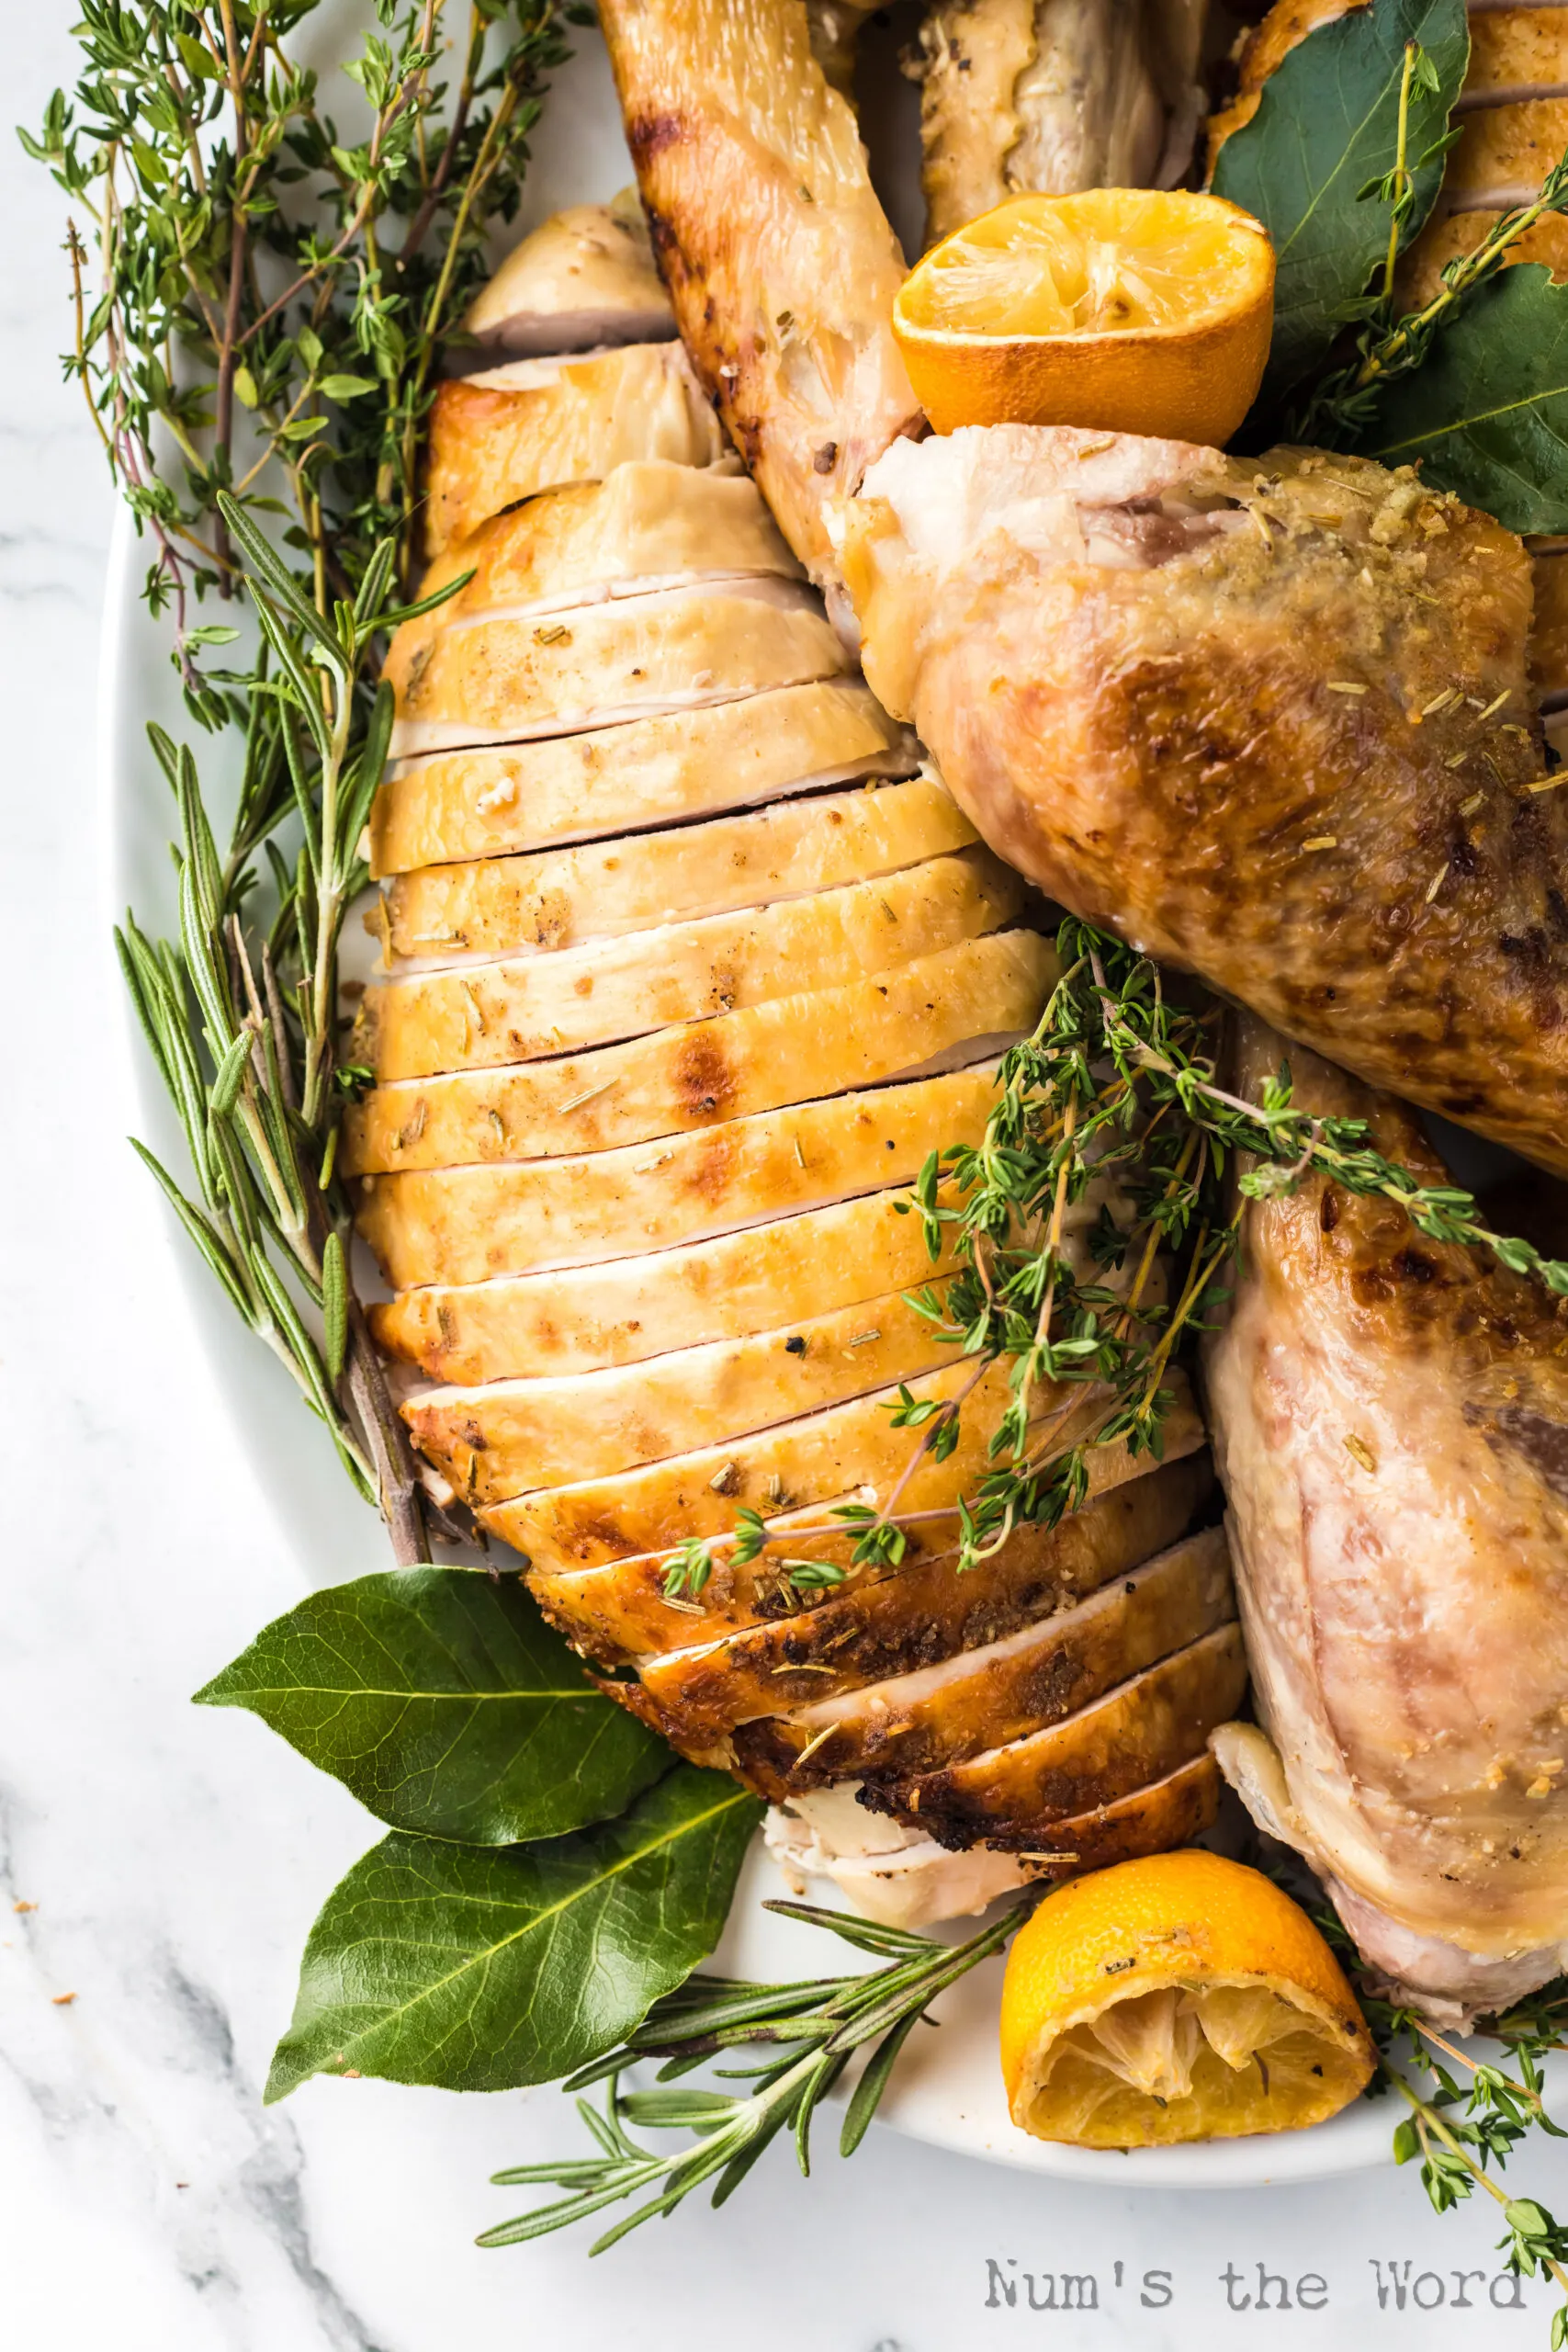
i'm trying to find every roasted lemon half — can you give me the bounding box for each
[894,188,1276,447]
[998,1850,1374,2148]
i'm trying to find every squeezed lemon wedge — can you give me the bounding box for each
[894,188,1276,447]
[998,1850,1374,2148]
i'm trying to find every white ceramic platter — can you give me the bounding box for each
[99,18,1393,2191]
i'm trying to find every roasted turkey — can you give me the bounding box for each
[1207,1021,1568,2021]
[911,0,1210,247]
[842,424,1568,1175]
[354,204,1243,1926]
[596,0,921,616]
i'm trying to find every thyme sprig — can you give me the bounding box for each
[478,1898,1027,2252]
[1293,144,1568,447]
[660,920,1568,1603]
[26,0,576,709]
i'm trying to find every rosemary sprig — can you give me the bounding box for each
[118,493,472,1558]
[660,920,1568,1602]
[29,3,577,1556]
[478,1897,1027,2252]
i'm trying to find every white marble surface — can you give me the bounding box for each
[6,16,1568,2348]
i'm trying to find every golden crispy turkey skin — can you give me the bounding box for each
[1207,1020,1568,2017]
[598,0,921,609]
[843,424,1568,1173]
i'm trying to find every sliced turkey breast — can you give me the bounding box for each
[369,1183,959,1385]
[638,1480,1216,1732]
[1449,93,1568,210]
[855,1623,1247,1847]
[765,1752,1221,1928]
[344,931,1052,1176]
[402,1279,963,1505]
[378,775,975,963]
[483,1362,1203,1572]
[529,1437,1207,1664]
[425,344,726,555]
[598,0,920,614]
[615,1473,1216,1750]
[396,468,801,679]
[1401,10,1568,299]
[369,682,914,874]
[357,849,1024,1080]
[386,578,848,761]
[724,1526,1233,1795]
[459,194,677,359]
[354,1057,1009,1289]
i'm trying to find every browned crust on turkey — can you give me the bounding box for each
[370,1184,959,1385]
[424,345,724,555]
[527,1428,1206,1660]
[719,1524,1235,1794]
[616,1460,1213,1738]
[856,1623,1247,1848]
[353,1052,1019,1288]
[598,0,920,598]
[401,1278,962,1505]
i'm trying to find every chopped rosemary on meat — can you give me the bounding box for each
[661,918,1568,1601]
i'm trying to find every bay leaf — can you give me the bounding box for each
[265,1765,761,2099]
[1364,265,1568,533]
[1213,0,1469,399]
[196,1567,666,1844]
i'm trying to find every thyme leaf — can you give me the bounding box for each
[662,918,1568,1604]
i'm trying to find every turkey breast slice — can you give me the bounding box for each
[369,1183,960,1385]
[378,775,976,962]
[615,1463,1213,1732]
[485,1363,1203,1573]
[356,849,1024,1080]
[401,1278,962,1505]
[354,1057,1009,1289]
[530,1439,1207,1666]
[764,1753,1221,1929]
[853,1623,1247,1848]
[425,343,725,555]
[1448,95,1568,211]
[598,0,919,617]
[459,195,677,359]
[393,468,800,680]
[346,933,1051,1177]
[386,579,848,761]
[724,1526,1234,1798]
[369,681,914,874]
